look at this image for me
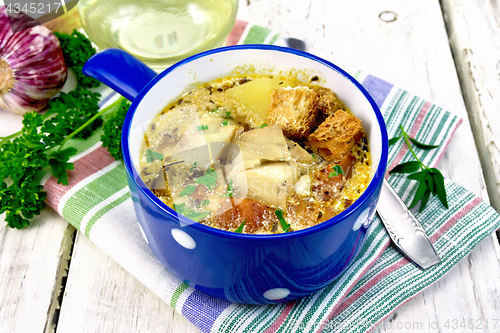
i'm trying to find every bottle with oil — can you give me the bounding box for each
[79,0,239,71]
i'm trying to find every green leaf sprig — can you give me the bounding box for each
[389,125,448,212]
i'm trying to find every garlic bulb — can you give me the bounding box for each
[0,6,67,114]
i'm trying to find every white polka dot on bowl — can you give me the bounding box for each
[171,228,196,249]
[263,288,290,300]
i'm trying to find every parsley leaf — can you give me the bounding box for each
[173,203,210,222]
[179,185,196,197]
[328,165,345,178]
[190,161,197,173]
[47,148,78,186]
[221,179,234,197]
[101,98,131,160]
[196,124,208,131]
[54,30,101,90]
[275,209,290,233]
[235,219,246,233]
[145,149,164,163]
[194,167,218,190]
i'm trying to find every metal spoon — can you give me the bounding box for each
[273,37,307,51]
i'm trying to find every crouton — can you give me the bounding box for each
[313,87,345,117]
[266,86,319,140]
[307,110,363,163]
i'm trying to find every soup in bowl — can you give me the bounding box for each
[83,45,388,304]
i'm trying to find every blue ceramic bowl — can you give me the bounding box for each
[83,45,388,304]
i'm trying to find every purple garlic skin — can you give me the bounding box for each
[0,6,67,114]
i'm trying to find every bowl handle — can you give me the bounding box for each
[82,48,157,101]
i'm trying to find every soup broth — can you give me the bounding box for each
[140,74,371,234]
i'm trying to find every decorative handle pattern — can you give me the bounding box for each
[376,179,440,270]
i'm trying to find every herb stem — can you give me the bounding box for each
[0,130,22,146]
[57,97,125,151]
[399,125,425,168]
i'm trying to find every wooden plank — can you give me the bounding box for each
[440,0,500,214]
[56,233,199,333]
[0,208,72,333]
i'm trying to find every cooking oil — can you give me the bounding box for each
[79,0,238,71]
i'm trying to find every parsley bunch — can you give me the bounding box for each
[101,98,130,161]
[0,30,128,229]
[389,125,448,212]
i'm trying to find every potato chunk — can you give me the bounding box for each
[225,77,294,126]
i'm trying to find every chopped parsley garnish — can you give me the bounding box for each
[275,209,290,233]
[222,119,229,126]
[328,165,345,178]
[260,123,268,128]
[224,111,231,118]
[221,179,234,197]
[235,219,246,233]
[194,167,218,190]
[145,149,164,162]
[200,200,210,206]
[173,203,210,222]
[179,185,196,197]
[196,124,208,131]
[190,161,197,173]
[312,154,316,159]
[389,125,448,212]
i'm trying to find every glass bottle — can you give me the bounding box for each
[78,0,238,71]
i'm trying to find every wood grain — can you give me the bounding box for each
[440,0,500,214]
[1,0,499,332]
[56,233,198,333]
[0,208,72,333]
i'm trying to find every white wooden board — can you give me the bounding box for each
[441,0,500,213]
[1,0,499,332]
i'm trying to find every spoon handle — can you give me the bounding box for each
[376,179,441,270]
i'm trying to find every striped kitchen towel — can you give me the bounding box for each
[40,22,500,333]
